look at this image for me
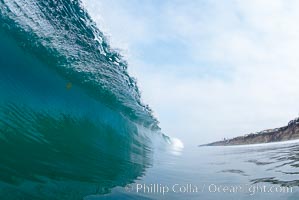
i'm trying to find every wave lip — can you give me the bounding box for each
[0,0,169,199]
[0,0,160,130]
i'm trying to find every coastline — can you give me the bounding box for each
[203,117,299,146]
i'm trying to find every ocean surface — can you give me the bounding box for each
[109,141,299,200]
[1,0,299,199]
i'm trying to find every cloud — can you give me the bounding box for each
[82,0,299,145]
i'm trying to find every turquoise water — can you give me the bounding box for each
[0,0,165,199]
[1,0,299,199]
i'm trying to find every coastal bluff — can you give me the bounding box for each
[204,117,299,146]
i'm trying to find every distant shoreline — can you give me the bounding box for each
[202,117,299,146]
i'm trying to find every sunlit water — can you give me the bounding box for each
[1,1,299,199]
[91,141,299,200]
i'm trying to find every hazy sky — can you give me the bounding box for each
[82,0,299,145]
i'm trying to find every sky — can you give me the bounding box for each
[82,0,299,145]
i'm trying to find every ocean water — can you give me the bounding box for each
[0,0,164,199]
[102,142,299,200]
[1,0,299,199]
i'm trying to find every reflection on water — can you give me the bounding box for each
[2,0,299,199]
[245,143,299,187]
[218,169,249,176]
[97,141,299,200]
[2,98,299,200]
[0,102,154,200]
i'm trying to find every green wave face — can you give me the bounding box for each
[0,0,166,199]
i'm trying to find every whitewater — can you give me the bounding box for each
[1,1,299,200]
[0,0,173,199]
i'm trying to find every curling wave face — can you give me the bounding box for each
[0,0,169,199]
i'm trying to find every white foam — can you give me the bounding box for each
[171,137,184,149]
